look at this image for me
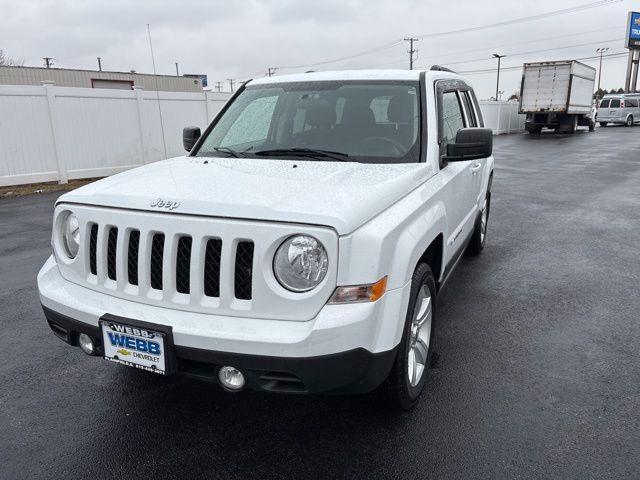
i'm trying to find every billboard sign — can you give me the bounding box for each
[626,11,640,50]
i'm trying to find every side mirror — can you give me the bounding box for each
[443,127,492,161]
[183,126,201,152]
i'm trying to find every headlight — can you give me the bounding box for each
[273,235,328,292]
[62,212,80,258]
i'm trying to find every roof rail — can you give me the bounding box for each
[430,65,457,74]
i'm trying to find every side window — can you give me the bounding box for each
[460,91,478,127]
[627,98,638,108]
[609,99,621,108]
[440,91,465,149]
[221,95,278,147]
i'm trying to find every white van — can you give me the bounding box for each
[596,94,640,127]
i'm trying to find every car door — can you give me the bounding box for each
[436,84,480,261]
[459,89,486,210]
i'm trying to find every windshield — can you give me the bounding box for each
[195,81,421,163]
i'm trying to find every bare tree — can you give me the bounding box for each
[0,49,25,66]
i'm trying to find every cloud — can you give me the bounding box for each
[0,0,633,98]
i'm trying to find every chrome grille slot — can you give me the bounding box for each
[234,241,254,300]
[175,236,192,294]
[107,227,118,281]
[204,238,222,297]
[150,233,165,290]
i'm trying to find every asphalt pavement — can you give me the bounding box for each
[1,126,639,479]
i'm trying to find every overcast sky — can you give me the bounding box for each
[1,0,637,98]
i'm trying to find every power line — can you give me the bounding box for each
[414,0,621,40]
[426,37,624,70]
[401,25,621,69]
[276,40,404,71]
[147,24,168,160]
[228,0,620,80]
[457,51,629,75]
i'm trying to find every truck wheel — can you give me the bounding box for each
[589,121,595,132]
[380,263,436,411]
[528,126,542,134]
[467,193,490,255]
[599,122,608,127]
[626,116,634,127]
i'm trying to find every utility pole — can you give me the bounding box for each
[492,53,506,101]
[595,48,609,104]
[42,57,53,69]
[227,79,236,92]
[97,57,102,71]
[215,81,223,92]
[175,62,179,77]
[267,67,278,77]
[404,38,419,70]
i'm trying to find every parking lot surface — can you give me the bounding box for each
[1,127,639,479]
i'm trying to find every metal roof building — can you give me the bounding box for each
[0,66,203,92]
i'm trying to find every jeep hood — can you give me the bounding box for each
[58,156,433,235]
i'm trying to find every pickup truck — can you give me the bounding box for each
[38,68,494,410]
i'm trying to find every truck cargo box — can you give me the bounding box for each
[519,61,596,115]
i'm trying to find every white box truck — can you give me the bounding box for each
[519,60,596,134]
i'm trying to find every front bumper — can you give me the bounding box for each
[38,257,410,394]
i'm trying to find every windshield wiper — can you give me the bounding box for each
[254,148,350,162]
[213,147,244,158]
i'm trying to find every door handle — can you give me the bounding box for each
[470,162,482,175]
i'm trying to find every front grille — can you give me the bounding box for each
[83,224,255,302]
[150,233,165,290]
[234,241,254,300]
[175,236,192,294]
[89,224,98,275]
[107,227,118,280]
[204,238,222,297]
[127,230,140,286]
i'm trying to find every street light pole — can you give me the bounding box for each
[493,53,506,101]
[596,47,609,104]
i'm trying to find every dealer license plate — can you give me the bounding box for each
[100,320,167,374]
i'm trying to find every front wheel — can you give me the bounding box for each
[380,263,436,410]
[467,192,490,255]
[599,122,608,127]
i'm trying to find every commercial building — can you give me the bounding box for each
[0,65,203,92]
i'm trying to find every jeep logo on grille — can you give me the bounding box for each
[150,198,181,210]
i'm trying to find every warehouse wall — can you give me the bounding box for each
[0,66,203,92]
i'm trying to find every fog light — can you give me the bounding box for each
[218,366,245,391]
[78,333,95,355]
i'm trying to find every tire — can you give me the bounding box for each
[626,116,633,127]
[528,125,542,134]
[589,121,595,132]
[599,122,608,127]
[466,191,490,255]
[380,263,436,411]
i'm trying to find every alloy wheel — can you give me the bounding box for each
[408,284,432,387]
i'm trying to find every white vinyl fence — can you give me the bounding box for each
[0,84,231,187]
[479,100,526,135]
[0,86,524,187]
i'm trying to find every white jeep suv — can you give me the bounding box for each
[38,68,494,409]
